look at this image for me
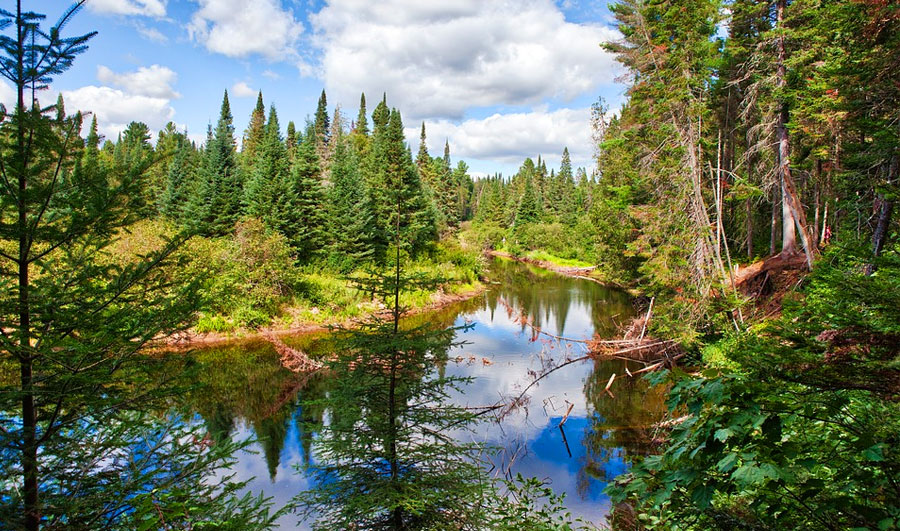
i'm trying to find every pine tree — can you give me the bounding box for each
[286,120,298,162]
[159,136,194,219]
[184,90,243,235]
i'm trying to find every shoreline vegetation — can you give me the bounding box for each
[158,280,486,350]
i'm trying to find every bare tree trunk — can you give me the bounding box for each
[775,0,815,268]
[770,186,779,256]
[746,196,754,259]
[866,153,897,275]
[781,178,798,253]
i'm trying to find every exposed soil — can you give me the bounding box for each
[733,252,809,319]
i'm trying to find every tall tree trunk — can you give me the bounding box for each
[770,188,779,256]
[775,0,815,268]
[781,178,798,253]
[866,153,897,275]
[746,196,754,259]
[15,2,40,527]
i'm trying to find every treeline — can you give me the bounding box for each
[89,90,476,270]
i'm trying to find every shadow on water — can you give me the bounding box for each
[159,257,667,527]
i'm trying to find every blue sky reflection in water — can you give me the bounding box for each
[174,258,667,528]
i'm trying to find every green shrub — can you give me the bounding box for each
[194,314,234,334]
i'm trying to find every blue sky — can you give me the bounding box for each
[7,0,627,176]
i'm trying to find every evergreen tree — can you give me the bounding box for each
[241,91,267,170]
[416,121,429,171]
[286,120,298,162]
[159,135,194,219]
[0,5,273,529]
[326,136,375,267]
[355,92,369,136]
[515,173,541,227]
[290,131,327,261]
[184,90,243,235]
[244,105,297,238]
[314,89,330,147]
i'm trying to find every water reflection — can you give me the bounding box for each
[162,258,666,527]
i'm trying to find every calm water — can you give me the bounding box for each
[167,258,667,528]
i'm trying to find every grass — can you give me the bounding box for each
[522,249,594,268]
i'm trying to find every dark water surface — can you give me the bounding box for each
[168,258,667,528]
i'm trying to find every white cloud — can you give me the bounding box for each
[62,86,176,140]
[135,24,168,43]
[0,80,15,110]
[87,0,167,17]
[261,69,281,80]
[230,81,257,98]
[97,64,181,99]
[407,107,595,173]
[311,0,622,120]
[187,0,304,60]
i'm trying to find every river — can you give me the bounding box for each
[166,257,668,528]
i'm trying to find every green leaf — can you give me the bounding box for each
[863,444,885,462]
[714,428,733,442]
[716,452,739,473]
[691,483,715,509]
[732,463,767,487]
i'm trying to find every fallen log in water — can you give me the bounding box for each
[263,332,325,373]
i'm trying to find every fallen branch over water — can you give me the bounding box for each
[264,332,325,372]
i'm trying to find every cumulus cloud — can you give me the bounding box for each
[97,64,181,99]
[62,86,177,140]
[187,0,304,60]
[0,80,15,109]
[230,81,257,98]
[87,0,167,18]
[407,107,595,173]
[311,0,622,120]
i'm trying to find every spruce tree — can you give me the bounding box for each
[355,92,369,136]
[241,91,267,171]
[326,136,375,268]
[416,121,429,171]
[290,131,326,261]
[515,174,541,227]
[244,105,296,238]
[159,136,194,219]
[314,89,330,147]
[184,90,243,235]
[286,120,298,162]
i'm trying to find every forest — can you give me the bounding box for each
[1,0,898,530]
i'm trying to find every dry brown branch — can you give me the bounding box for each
[263,332,325,373]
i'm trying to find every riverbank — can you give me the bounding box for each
[485,249,636,292]
[157,281,487,350]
